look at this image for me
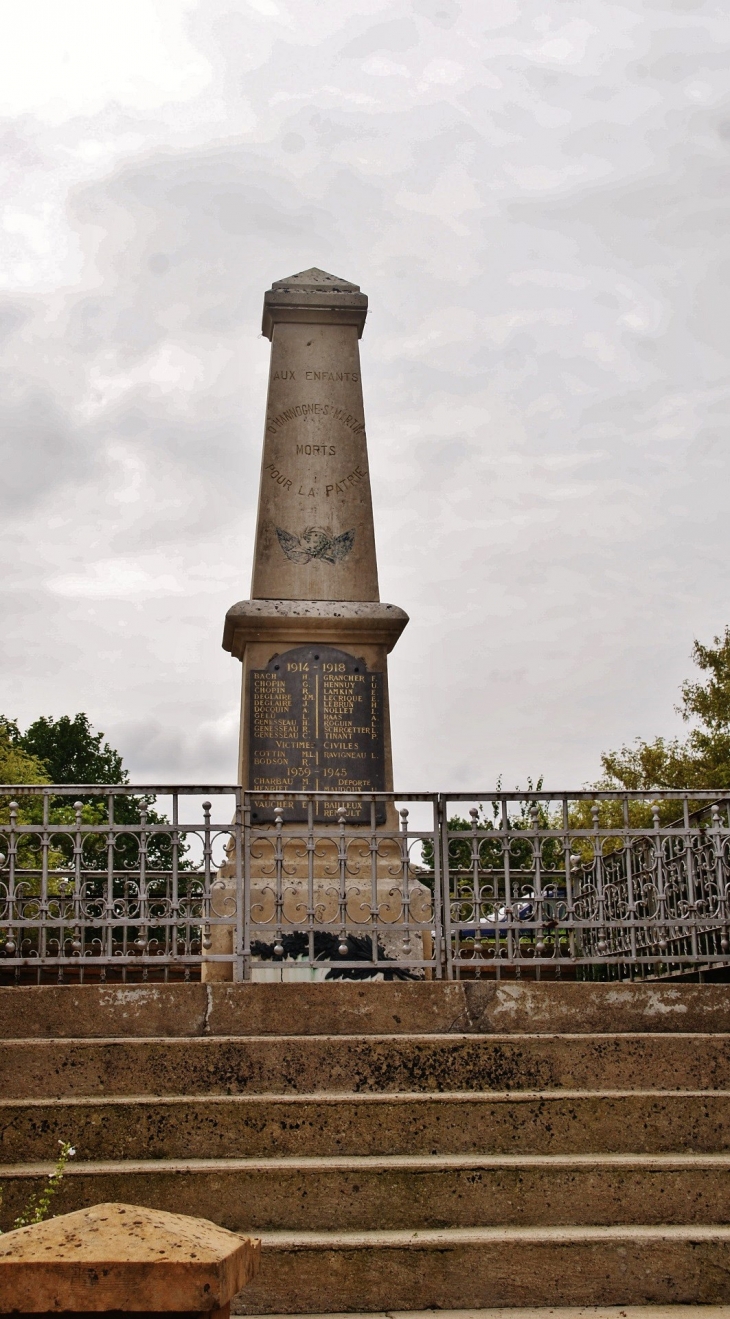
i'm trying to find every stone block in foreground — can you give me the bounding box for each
[0,1201,260,1316]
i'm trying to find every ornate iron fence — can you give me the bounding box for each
[1,786,729,982]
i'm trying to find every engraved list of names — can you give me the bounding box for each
[249,644,385,822]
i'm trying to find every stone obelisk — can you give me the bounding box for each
[223,269,408,820]
[207,269,426,981]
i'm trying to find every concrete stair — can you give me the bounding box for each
[1,982,730,1312]
[240,1312,730,1319]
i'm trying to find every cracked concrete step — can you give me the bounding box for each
[10,982,730,1039]
[5,1033,730,1098]
[4,1089,729,1160]
[231,1225,730,1313]
[5,983,730,1038]
[2,1154,730,1232]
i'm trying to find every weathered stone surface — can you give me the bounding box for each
[0,1202,259,1313]
[233,1226,730,1313]
[206,982,466,1037]
[2,1155,730,1234]
[461,981,730,1035]
[261,269,368,341]
[220,268,408,852]
[5,982,730,1040]
[0,984,209,1039]
[5,980,730,1312]
[3,1033,730,1099]
[251,271,376,603]
[2,1090,729,1162]
[222,600,408,657]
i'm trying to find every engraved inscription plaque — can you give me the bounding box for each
[249,644,386,823]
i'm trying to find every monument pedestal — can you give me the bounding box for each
[203,599,431,983]
[224,598,408,826]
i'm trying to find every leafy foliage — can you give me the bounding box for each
[0,712,185,864]
[19,714,126,786]
[600,626,730,791]
[0,719,50,790]
[0,1141,76,1233]
[0,720,52,863]
[10,1142,76,1229]
[0,714,192,960]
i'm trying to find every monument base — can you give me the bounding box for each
[202,834,433,982]
[218,596,417,980]
[199,849,432,986]
[225,599,408,826]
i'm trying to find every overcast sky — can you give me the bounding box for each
[1,0,729,791]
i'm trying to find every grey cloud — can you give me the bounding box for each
[692,258,730,354]
[412,0,461,29]
[647,46,730,82]
[68,153,339,339]
[281,132,306,154]
[339,18,420,57]
[0,387,88,512]
[0,300,30,342]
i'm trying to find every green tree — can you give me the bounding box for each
[1,715,193,962]
[0,719,50,790]
[11,712,187,869]
[4,713,140,852]
[0,711,130,842]
[0,719,51,857]
[19,714,126,785]
[600,626,730,791]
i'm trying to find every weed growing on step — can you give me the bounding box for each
[0,1140,75,1232]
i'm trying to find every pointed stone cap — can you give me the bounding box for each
[0,1202,260,1313]
[271,268,360,293]
[262,267,368,339]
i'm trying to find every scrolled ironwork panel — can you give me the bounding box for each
[2,785,730,980]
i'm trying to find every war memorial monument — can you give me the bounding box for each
[224,266,405,818]
[208,267,430,976]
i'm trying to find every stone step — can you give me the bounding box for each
[3,1090,730,1160]
[4,983,730,1039]
[2,1154,730,1233]
[5,1033,730,1098]
[231,1225,730,1313]
[243,1309,730,1319]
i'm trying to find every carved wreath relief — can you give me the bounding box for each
[276,526,355,565]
